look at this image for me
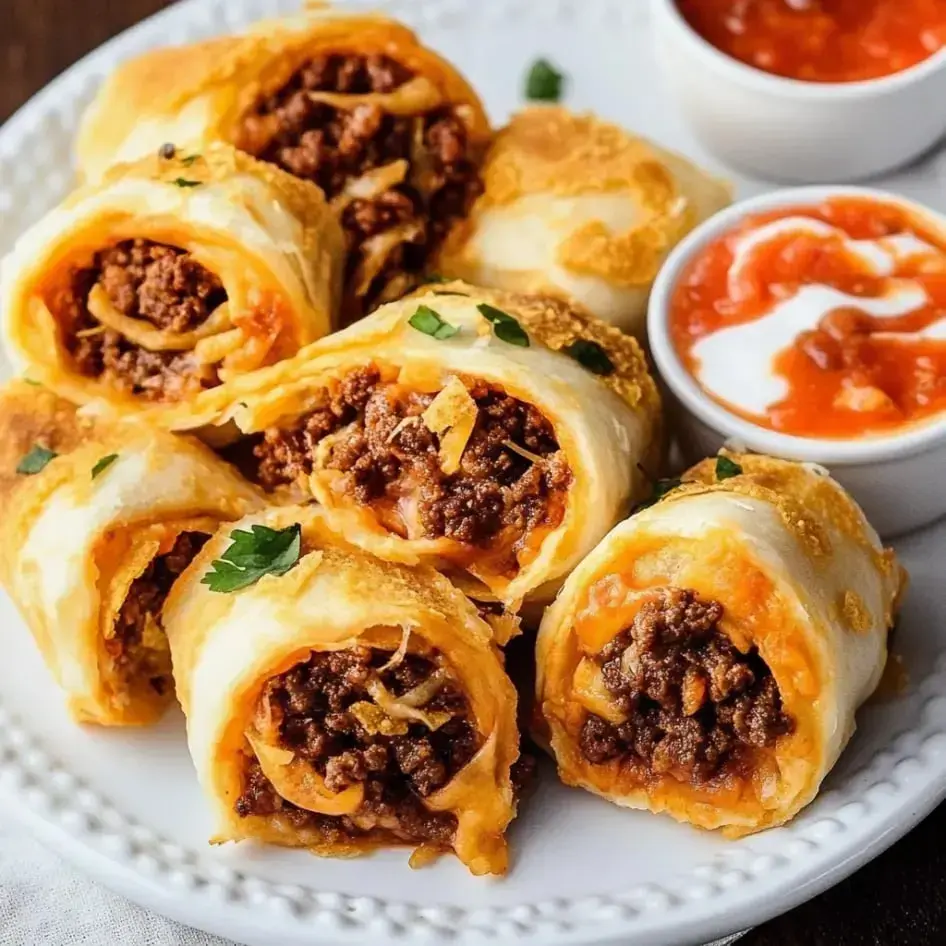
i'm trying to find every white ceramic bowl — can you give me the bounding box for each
[651,0,946,183]
[648,185,946,538]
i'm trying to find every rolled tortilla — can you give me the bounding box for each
[536,453,904,835]
[216,282,662,606]
[438,106,731,338]
[76,9,490,319]
[164,505,520,875]
[1,144,344,429]
[0,380,93,498]
[0,382,263,725]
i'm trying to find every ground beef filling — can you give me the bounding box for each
[251,366,572,560]
[61,239,227,401]
[104,532,209,696]
[239,53,482,313]
[578,589,794,784]
[234,647,480,846]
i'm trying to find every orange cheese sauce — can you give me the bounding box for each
[676,0,946,83]
[669,197,946,439]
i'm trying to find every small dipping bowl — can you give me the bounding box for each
[651,0,946,183]
[648,185,946,537]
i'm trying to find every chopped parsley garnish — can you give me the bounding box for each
[425,273,450,284]
[637,477,682,510]
[23,378,41,386]
[477,303,530,347]
[201,523,302,594]
[171,178,201,188]
[180,153,201,167]
[408,305,460,340]
[525,58,565,102]
[634,463,682,511]
[563,339,615,376]
[158,142,177,160]
[17,445,57,475]
[91,454,119,480]
[715,455,743,481]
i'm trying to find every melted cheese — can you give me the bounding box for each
[535,456,901,834]
[421,376,479,475]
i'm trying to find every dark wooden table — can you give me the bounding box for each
[2,1,945,944]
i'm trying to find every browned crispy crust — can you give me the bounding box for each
[457,283,661,417]
[439,106,731,291]
[76,12,491,181]
[99,144,339,270]
[164,505,520,874]
[0,380,90,499]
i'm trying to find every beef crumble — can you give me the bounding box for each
[104,531,209,696]
[251,366,572,562]
[234,647,480,847]
[578,589,794,784]
[239,53,482,314]
[60,239,227,401]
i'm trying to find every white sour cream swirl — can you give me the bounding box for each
[691,216,946,417]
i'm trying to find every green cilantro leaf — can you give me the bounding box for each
[180,153,201,167]
[201,523,302,594]
[17,445,57,475]
[563,339,615,376]
[715,455,743,481]
[425,273,449,284]
[91,454,119,480]
[525,58,565,102]
[477,303,530,347]
[408,305,460,340]
[171,178,201,188]
[634,463,682,512]
[23,378,41,386]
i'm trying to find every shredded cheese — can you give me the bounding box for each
[386,415,421,444]
[353,221,425,297]
[304,76,444,115]
[139,613,168,655]
[378,626,413,672]
[245,730,364,816]
[331,160,409,213]
[349,701,410,736]
[572,657,628,725]
[408,116,440,197]
[87,286,233,352]
[421,377,479,475]
[366,678,452,731]
[398,667,449,708]
[502,439,545,465]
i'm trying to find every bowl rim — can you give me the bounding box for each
[651,0,946,99]
[647,184,946,466]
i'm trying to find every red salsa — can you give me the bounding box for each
[669,198,946,439]
[676,0,946,83]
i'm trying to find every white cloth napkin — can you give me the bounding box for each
[0,820,228,946]
[0,818,747,946]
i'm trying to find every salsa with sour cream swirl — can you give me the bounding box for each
[669,197,946,440]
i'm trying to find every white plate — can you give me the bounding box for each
[1,1,946,945]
